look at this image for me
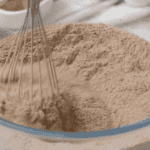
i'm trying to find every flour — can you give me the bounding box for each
[0,23,150,131]
[0,0,43,11]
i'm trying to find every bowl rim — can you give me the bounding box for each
[0,0,52,15]
[0,116,150,141]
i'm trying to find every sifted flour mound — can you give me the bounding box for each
[0,23,150,131]
[0,63,112,132]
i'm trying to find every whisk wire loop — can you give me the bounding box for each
[38,11,59,96]
[0,0,60,103]
[2,14,29,98]
[34,26,43,102]
[18,26,29,103]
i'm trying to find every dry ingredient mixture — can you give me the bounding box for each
[0,0,43,11]
[0,23,150,132]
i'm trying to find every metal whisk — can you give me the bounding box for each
[0,0,59,104]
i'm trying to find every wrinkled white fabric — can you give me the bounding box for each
[1,0,150,41]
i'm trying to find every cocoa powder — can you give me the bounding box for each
[0,0,43,11]
[0,23,150,132]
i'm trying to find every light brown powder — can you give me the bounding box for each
[0,0,43,11]
[0,23,150,132]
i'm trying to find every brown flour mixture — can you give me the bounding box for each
[0,23,150,132]
[0,0,43,11]
[0,63,111,132]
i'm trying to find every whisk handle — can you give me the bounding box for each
[27,0,40,11]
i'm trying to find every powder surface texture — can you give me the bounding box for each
[0,0,43,11]
[0,23,150,131]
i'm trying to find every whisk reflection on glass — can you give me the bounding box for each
[0,0,59,105]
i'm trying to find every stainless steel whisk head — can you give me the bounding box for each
[0,0,59,104]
